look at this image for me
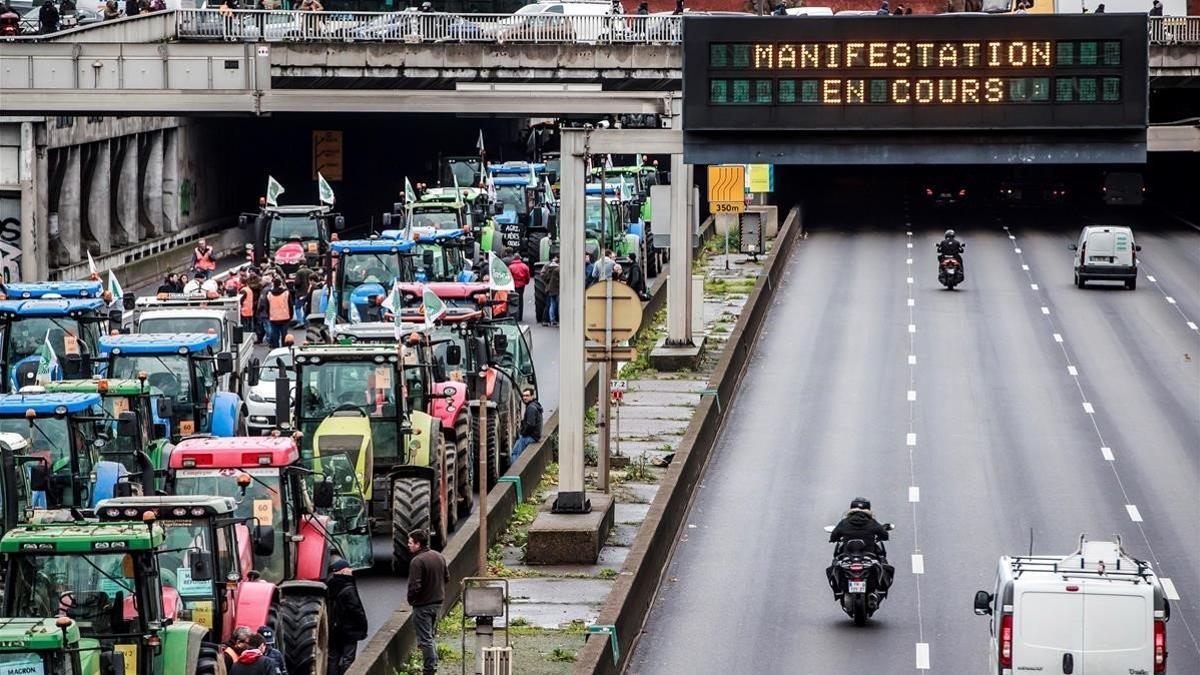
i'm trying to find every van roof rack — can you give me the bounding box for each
[1010,533,1154,583]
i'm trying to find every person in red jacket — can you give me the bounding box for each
[507,254,531,322]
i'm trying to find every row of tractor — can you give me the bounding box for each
[0,267,538,675]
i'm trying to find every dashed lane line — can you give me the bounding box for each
[1126,505,1144,523]
[1139,263,1200,336]
[905,229,929,671]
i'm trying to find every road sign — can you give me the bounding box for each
[708,165,746,215]
[313,130,343,181]
[584,281,643,345]
[747,164,774,193]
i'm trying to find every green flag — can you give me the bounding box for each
[422,286,446,327]
[318,173,335,206]
[266,176,285,207]
[107,270,124,303]
[405,176,417,203]
[487,252,514,291]
[35,334,59,385]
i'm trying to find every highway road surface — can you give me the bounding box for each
[627,206,1200,673]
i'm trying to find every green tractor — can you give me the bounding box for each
[1,517,217,675]
[0,617,100,675]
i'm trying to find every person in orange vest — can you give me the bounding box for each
[259,278,293,349]
[192,238,217,276]
[239,282,256,336]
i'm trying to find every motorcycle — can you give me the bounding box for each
[824,523,895,626]
[938,255,964,290]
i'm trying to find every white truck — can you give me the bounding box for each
[128,293,255,394]
[974,534,1171,674]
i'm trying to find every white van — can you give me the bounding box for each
[1069,225,1140,290]
[974,535,1170,674]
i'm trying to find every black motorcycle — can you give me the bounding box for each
[938,256,964,289]
[825,524,895,626]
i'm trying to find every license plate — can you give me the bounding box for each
[848,580,866,593]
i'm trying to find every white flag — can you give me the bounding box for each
[318,173,335,206]
[405,176,417,203]
[487,252,514,292]
[86,250,98,276]
[266,176,285,207]
[476,129,485,156]
[108,270,124,303]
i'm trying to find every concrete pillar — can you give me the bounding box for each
[114,136,138,247]
[161,128,179,234]
[666,154,693,346]
[18,122,37,282]
[142,130,164,238]
[35,135,49,280]
[54,146,82,267]
[87,140,113,254]
[552,130,590,514]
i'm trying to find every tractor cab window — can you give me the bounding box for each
[110,355,193,413]
[496,187,529,216]
[158,520,215,599]
[410,210,461,232]
[298,453,370,567]
[5,318,96,376]
[412,245,449,283]
[171,468,284,584]
[0,652,64,675]
[137,317,221,339]
[0,413,95,508]
[268,215,323,252]
[299,361,400,462]
[9,553,139,637]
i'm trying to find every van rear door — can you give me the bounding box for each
[1014,590,1083,672]
[1081,586,1153,673]
[1085,230,1117,265]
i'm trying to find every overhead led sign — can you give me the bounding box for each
[683,15,1148,132]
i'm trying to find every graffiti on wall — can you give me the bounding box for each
[180,178,194,217]
[0,193,22,283]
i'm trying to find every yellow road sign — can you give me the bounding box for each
[708,165,746,215]
[313,130,343,181]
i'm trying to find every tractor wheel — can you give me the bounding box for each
[524,231,544,262]
[279,593,329,675]
[533,275,547,325]
[391,477,432,576]
[443,437,459,532]
[196,642,220,675]
[454,414,474,520]
[486,412,500,488]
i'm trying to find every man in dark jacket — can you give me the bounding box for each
[510,388,542,462]
[257,626,287,675]
[407,529,448,675]
[327,558,368,675]
[231,634,277,675]
[625,252,648,300]
[540,257,560,326]
[935,229,965,272]
[826,498,894,598]
[38,0,59,33]
[124,0,138,16]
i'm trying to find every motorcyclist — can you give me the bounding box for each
[826,498,894,599]
[935,229,965,268]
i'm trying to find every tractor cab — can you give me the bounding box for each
[0,617,91,675]
[166,435,361,577]
[127,293,254,394]
[0,299,117,393]
[100,333,240,441]
[0,392,136,513]
[329,239,416,323]
[3,281,105,300]
[239,204,344,273]
[439,156,484,189]
[43,378,173,492]
[1,518,213,675]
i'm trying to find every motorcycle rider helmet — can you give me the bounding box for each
[944,229,956,239]
[850,497,871,510]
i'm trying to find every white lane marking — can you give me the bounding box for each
[1008,234,1016,239]
[916,643,930,670]
[907,242,913,249]
[1162,578,1181,601]
[906,231,913,236]
[1041,306,1050,315]
[1030,283,1040,290]
[908,354,917,365]
[909,324,917,333]
[906,433,917,446]
[909,486,920,502]
[908,298,915,307]
[1147,275,1157,282]
[912,554,925,574]
[1189,322,1199,331]
[1101,446,1114,461]
[907,390,917,401]
[906,258,913,265]
[1082,402,1095,414]
[1014,248,1022,254]
[907,277,914,284]
[1053,333,1064,343]
[1067,365,1078,376]
[1022,264,1030,271]
[1126,505,1144,522]
[1166,296,1177,304]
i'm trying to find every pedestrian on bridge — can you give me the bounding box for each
[102,0,119,19]
[1150,0,1162,15]
[407,530,448,675]
[38,0,58,33]
[876,1,890,14]
[508,254,530,322]
[124,0,138,16]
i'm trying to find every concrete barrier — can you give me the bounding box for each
[573,205,803,674]
[350,214,716,675]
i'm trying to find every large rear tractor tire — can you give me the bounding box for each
[197,643,220,675]
[486,412,500,488]
[280,593,329,675]
[391,477,432,576]
[443,438,458,532]
[454,415,474,520]
[533,275,547,325]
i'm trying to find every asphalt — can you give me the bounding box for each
[627,206,1200,673]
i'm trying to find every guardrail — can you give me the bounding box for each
[1150,16,1200,44]
[174,8,682,43]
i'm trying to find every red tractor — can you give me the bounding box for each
[166,436,349,675]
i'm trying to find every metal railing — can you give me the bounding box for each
[174,8,683,43]
[1150,16,1200,45]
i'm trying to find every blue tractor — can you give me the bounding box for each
[100,332,242,441]
[328,238,416,322]
[0,392,135,514]
[0,297,121,393]
[3,280,105,300]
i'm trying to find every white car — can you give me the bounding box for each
[245,348,293,434]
